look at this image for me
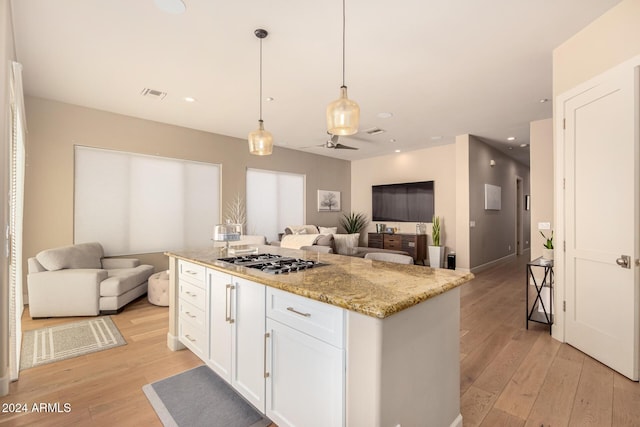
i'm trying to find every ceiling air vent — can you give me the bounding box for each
[364,127,386,136]
[140,88,167,100]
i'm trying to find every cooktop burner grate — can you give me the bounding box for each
[218,253,325,274]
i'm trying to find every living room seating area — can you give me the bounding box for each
[27,242,155,318]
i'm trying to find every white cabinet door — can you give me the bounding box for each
[207,269,233,382]
[232,277,266,412]
[266,318,344,427]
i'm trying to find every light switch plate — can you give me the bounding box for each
[470,221,476,228]
[538,222,551,230]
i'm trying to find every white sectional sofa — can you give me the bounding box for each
[27,242,154,318]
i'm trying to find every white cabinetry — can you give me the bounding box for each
[207,269,233,382]
[178,260,208,359]
[231,276,266,411]
[266,287,345,427]
[207,269,265,412]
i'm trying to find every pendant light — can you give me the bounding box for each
[248,28,273,156]
[326,0,360,136]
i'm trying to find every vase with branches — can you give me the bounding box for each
[225,193,246,233]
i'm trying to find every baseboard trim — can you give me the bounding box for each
[470,253,517,274]
[167,333,185,351]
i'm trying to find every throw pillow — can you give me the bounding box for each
[318,226,338,235]
[333,233,360,255]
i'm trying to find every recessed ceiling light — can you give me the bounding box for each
[539,98,549,103]
[507,136,516,141]
[508,147,513,150]
[394,149,401,153]
[154,0,186,14]
[520,143,529,148]
[266,97,274,102]
[377,112,393,119]
[183,96,196,102]
[431,136,443,141]
[389,138,396,143]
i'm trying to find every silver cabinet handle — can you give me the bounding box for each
[185,334,196,342]
[264,332,270,378]
[287,307,311,317]
[185,291,194,297]
[225,284,235,323]
[185,311,196,319]
[185,270,198,275]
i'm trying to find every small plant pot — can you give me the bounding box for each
[542,248,554,261]
[428,246,445,268]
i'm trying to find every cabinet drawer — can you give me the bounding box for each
[179,318,206,357]
[179,260,206,288]
[267,287,344,348]
[180,281,206,311]
[179,299,206,329]
[383,234,402,249]
[367,233,383,248]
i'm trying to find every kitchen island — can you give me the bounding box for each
[166,246,474,427]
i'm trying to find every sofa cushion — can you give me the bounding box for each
[100,264,154,297]
[285,225,319,235]
[36,242,104,271]
[315,234,337,254]
[333,233,360,255]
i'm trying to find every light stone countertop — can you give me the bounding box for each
[166,245,474,319]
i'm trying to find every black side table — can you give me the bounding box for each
[526,257,553,334]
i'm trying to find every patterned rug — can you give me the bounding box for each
[20,316,126,370]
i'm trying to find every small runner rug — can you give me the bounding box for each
[143,365,271,427]
[20,316,126,370]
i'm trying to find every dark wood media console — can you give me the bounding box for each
[368,233,427,265]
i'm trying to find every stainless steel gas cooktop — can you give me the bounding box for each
[218,253,325,275]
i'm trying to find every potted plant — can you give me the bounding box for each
[428,215,445,268]
[540,230,554,261]
[339,212,368,235]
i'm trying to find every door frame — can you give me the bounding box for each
[515,176,524,256]
[554,54,640,344]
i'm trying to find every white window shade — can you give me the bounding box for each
[246,168,304,242]
[74,146,220,256]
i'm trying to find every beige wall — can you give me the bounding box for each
[468,136,531,269]
[1,0,16,396]
[23,97,351,276]
[529,119,553,260]
[553,0,640,96]
[455,135,471,270]
[350,144,460,264]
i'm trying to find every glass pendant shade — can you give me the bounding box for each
[326,85,360,136]
[248,120,273,156]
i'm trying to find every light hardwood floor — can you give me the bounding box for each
[1,255,639,426]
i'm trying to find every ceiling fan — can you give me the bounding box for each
[323,134,358,150]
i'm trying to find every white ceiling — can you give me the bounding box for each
[11,0,621,165]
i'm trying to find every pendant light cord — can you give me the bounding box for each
[259,37,263,121]
[342,0,346,87]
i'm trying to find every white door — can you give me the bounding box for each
[561,63,639,380]
[207,269,232,382]
[232,277,266,412]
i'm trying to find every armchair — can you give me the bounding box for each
[27,242,154,318]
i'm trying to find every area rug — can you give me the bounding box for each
[143,365,271,427]
[20,316,126,370]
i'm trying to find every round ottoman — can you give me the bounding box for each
[148,270,169,306]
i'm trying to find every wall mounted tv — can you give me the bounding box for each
[372,181,434,222]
